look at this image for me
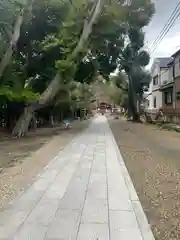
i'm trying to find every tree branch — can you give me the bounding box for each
[38,0,104,106]
[0,0,35,84]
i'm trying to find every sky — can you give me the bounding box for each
[145,0,180,68]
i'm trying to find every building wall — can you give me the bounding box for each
[147,93,152,109]
[174,55,180,113]
[151,64,160,92]
[147,63,159,110]
[160,68,169,85]
[160,59,180,122]
[152,90,163,110]
[174,55,180,78]
[168,65,174,83]
[148,81,153,95]
[148,63,164,111]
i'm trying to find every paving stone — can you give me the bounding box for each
[132,200,155,240]
[109,210,139,230]
[81,198,108,224]
[120,165,139,201]
[0,209,30,239]
[58,183,87,210]
[59,165,92,210]
[25,198,59,226]
[110,228,143,240]
[110,134,125,166]
[12,223,48,240]
[108,190,132,211]
[87,182,107,199]
[23,162,79,227]
[77,223,109,240]
[89,173,106,184]
[107,176,129,194]
[45,209,81,239]
[44,170,75,200]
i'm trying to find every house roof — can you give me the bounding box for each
[151,57,172,73]
[156,57,173,68]
[172,49,180,58]
[167,59,174,66]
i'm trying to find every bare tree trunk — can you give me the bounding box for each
[12,0,104,137]
[60,111,63,121]
[128,75,140,122]
[32,112,37,130]
[12,105,34,137]
[0,0,34,83]
[50,114,54,127]
[12,74,61,136]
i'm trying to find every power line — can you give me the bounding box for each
[150,2,180,54]
[150,2,180,50]
[151,13,180,54]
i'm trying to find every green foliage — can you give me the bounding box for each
[112,72,128,91]
[125,0,155,28]
[131,68,151,96]
[104,0,155,120]
[0,0,155,130]
[74,60,96,84]
[90,2,126,79]
[119,90,128,108]
[0,86,39,102]
[128,27,144,51]
[137,50,150,66]
[55,59,76,80]
[110,72,128,108]
[53,81,94,113]
[0,0,20,53]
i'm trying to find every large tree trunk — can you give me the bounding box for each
[12,105,34,137]
[32,112,37,130]
[12,0,104,137]
[50,114,54,127]
[128,75,140,122]
[0,0,34,83]
[12,74,61,136]
[0,13,23,82]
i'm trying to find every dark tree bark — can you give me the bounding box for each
[128,75,140,122]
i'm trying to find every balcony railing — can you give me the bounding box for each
[159,80,174,90]
[161,79,174,85]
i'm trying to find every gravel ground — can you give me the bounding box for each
[109,117,180,240]
[0,120,90,209]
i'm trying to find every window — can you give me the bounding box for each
[164,91,172,105]
[153,97,156,108]
[153,75,158,85]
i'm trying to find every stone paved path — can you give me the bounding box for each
[0,116,155,240]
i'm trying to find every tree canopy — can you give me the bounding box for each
[0,0,155,135]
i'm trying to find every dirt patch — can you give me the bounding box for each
[0,120,90,209]
[109,117,180,240]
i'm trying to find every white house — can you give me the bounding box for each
[146,57,172,113]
